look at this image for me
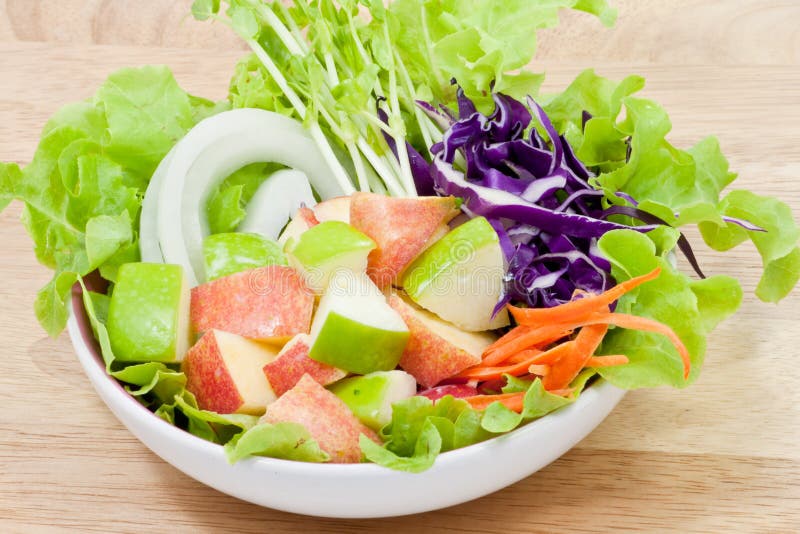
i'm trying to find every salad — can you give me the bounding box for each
[1,0,798,472]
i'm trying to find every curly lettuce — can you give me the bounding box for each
[0,66,228,336]
[543,70,800,303]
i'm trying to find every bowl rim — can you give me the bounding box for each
[69,282,626,475]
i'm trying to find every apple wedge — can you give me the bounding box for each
[262,334,346,396]
[402,216,510,331]
[261,374,380,463]
[328,370,417,431]
[309,270,409,374]
[285,221,376,294]
[107,263,191,363]
[350,192,460,288]
[190,265,314,342]
[388,292,496,388]
[278,196,352,246]
[183,330,279,415]
[418,384,479,402]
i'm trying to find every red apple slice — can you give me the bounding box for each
[262,334,347,396]
[350,192,460,288]
[183,330,279,415]
[190,266,314,342]
[260,375,380,464]
[388,292,496,388]
[418,384,479,402]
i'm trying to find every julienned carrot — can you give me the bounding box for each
[508,267,662,327]
[507,349,543,364]
[587,355,629,367]
[481,325,573,367]
[464,392,524,412]
[464,385,575,413]
[542,324,609,391]
[527,364,550,376]
[485,325,534,353]
[561,312,691,379]
[456,350,542,381]
[459,342,574,381]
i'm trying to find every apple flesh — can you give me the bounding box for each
[203,232,287,281]
[328,370,417,431]
[402,216,510,331]
[285,221,376,294]
[349,192,460,288]
[388,292,495,388]
[190,265,314,342]
[107,263,191,363]
[183,329,279,415]
[309,270,409,375]
[260,374,380,463]
[262,333,346,396]
[417,384,479,402]
[278,196,352,246]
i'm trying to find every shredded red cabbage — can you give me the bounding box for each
[416,90,661,311]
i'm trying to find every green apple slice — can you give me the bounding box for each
[286,220,376,293]
[107,263,191,363]
[328,370,417,431]
[309,271,409,374]
[203,232,287,281]
[402,216,509,331]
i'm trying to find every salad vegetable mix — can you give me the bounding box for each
[2,1,798,472]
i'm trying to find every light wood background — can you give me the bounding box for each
[1,1,799,532]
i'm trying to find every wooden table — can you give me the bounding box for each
[1,1,798,531]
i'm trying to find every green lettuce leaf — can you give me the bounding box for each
[595,229,742,388]
[481,371,595,433]
[364,394,490,472]
[206,162,287,235]
[360,419,441,473]
[225,423,330,464]
[2,66,225,336]
[387,0,616,107]
[544,69,799,303]
[0,162,20,212]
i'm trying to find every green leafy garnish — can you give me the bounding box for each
[1,67,226,336]
[544,69,800,303]
[596,229,742,388]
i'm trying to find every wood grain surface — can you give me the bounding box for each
[1,1,799,532]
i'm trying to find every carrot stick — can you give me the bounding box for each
[509,267,662,327]
[527,364,550,376]
[481,325,572,367]
[542,324,608,391]
[458,343,575,381]
[586,355,629,367]
[507,349,543,364]
[485,326,535,353]
[464,392,525,412]
[561,312,691,379]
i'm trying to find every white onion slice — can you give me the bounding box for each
[237,169,316,239]
[139,148,174,263]
[157,108,347,286]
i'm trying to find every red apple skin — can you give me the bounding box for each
[296,206,320,227]
[388,295,482,388]
[350,192,460,288]
[261,375,380,463]
[183,331,244,414]
[191,266,314,341]
[262,334,346,396]
[418,384,479,402]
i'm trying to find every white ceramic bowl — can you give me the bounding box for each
[67,287,626,518]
